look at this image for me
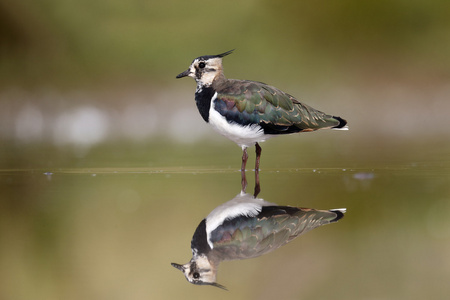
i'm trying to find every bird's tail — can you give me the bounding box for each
[329,208,346,222]
[332,116,348,130]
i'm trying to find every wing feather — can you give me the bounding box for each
[213,80,344,134]
[209,206,344,261]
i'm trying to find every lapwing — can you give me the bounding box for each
[171,191,346,290]
[176,50,348,172]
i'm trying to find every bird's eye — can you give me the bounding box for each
[198,62,206,69]
[193,272,200,279]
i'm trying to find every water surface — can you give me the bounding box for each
[1,139,449,300]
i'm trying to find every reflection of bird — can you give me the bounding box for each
[171,192,346,290]
[176,50,348,172]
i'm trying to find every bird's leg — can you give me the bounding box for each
[241,147,248,192]
[255,143,262,172]
[253,143,262,197]
[254,167,261,197]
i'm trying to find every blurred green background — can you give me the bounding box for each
[1,0,450,299]
[2,0,450,86]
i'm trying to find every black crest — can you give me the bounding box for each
[197,49,234,61]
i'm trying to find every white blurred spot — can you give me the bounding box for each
[53,106,109,147]
[15,104,44,142]
[168,107,209,143]
[121,103,158,140]
[353,172,375,180]
[43,172,53,181]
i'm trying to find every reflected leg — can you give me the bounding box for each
[241,147,248,192]
[255,143,262,171]
[254,167,260,197]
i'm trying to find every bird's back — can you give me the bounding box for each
[213,79,346,134]
[208,206,344,261]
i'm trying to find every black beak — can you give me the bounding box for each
[171,262,185,271]
[176,69,190,79]
[209,282,228,291]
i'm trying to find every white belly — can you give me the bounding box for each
[208,92,267,148]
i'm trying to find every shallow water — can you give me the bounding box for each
[1,138,449,300]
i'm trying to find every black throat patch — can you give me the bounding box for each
[194,86,215,123]
[191,219,211,255]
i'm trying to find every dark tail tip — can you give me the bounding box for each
[330,208,346,222]
[332,116,347,129]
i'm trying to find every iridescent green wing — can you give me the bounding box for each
[209,207,342,261]
[214,80,343,133]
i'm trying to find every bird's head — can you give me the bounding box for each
[171,255,227,290]
[176,50,234,87]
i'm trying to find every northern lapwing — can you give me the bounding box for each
[171,192,346,290]
[176,50,348,172]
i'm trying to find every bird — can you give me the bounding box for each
[171,191,346,290]
[176,50,348,172]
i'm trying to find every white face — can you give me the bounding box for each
[182,255,216,284]
[171,255,226,289]
[186,57,223,86]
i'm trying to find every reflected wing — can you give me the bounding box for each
[214,80,345,133]
[209,206,344,261]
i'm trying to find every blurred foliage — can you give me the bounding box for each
[1,0,449,88]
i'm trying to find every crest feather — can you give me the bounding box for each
[215,49,234,58]
[197,49,235,61]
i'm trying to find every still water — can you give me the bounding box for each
[1,138,449,300]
